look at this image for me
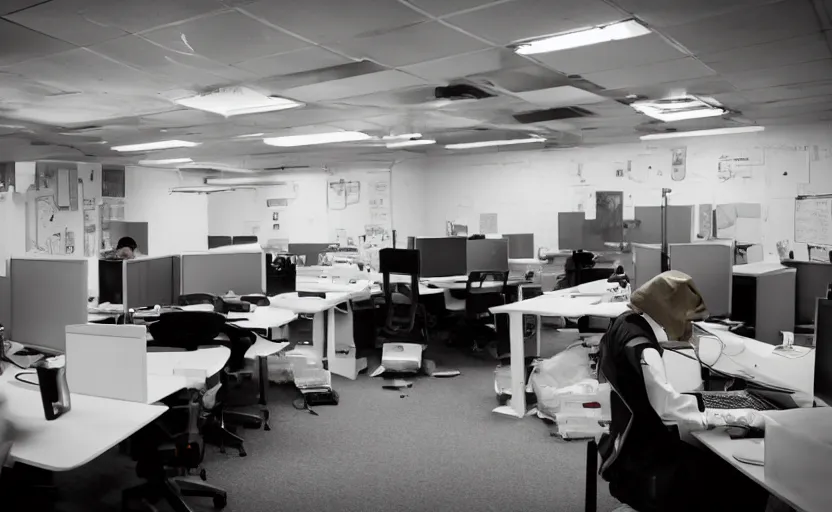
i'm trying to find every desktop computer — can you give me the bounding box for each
[414,237,467,278]
[814,299,832,406]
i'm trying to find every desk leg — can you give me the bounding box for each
[258,355,268,406]
[312,312,326,364]
[585,440,598,512]
[535,315,542,357]
[494,312,526,418]
[326,308,336,370]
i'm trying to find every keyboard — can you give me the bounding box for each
[698,390,780,411]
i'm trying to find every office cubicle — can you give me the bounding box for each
[467,238,509,272]
[124,256,179,311]
[670,241,733,318]
[629,206,694,244]
[782,260,832,326]
[181,250,265,295]
[10,257,88,353]
[632,243,662,291]
[99,259,125,305]
[502,233,534,259]
[414,237,467,277]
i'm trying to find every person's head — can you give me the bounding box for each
[115,237,138,260]
[628,270,708,341]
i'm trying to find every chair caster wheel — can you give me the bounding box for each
[199,469,207,481]
[238,448,247,457]
[213,495,227,509]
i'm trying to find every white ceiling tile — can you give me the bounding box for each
[234,47,354,79]
[471,65,570,93]
[743,81,832,102]
[240,0,427,43]
[515,86,607,107]
[404,0,510,17]
[603,78,739,100]
[583,58,716,90]
[661,1,819,55]
[700,34,831,74]
[0,0,43,15]
[726,59,832,91]
[0,19,76,66]
[255,60,387,93]
[281,70,428,102]
[611,0,779,27]
[5,92,175,125]
[90,36,254,90]
[5,0,127,46]
[141,10,308,65]
[402,48,526,82]
[332,21,488,67]
[445,0,625,45]
[533,33,686,76]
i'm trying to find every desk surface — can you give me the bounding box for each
[490,293,630,318]
[269,292,352,314]
[245,338,290,359]
[1,369,167,472]
[146,346,230,388]
[693,430,819,512]
[227,307,297,331]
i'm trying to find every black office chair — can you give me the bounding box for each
[461,271,509,350]
[148,311,263,457]
[376,248,429,344]
[124,389,228,511]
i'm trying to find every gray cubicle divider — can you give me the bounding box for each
[10,257,88,353]
[467,238,509,272]
[630,205,694,244]
[503,233,534,259]
[124,255,178,311]
[414,237,468,277]
[558,212,585,250]
[670,241,733,318]
[181,251,265,296]
[109,221,149,254]
[632,243,662,291]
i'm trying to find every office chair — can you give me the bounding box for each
[148,311,263,457]
[124,389,228,511]
[460,271,509,350]
[376,248,429,344]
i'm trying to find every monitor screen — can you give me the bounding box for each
[414,237,467,278]
[782,260,832,325]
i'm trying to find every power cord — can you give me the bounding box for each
[14,372,37,386]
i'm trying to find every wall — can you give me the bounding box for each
[413,123,832,260]
[390,158,427,246]
[124,167,208,255]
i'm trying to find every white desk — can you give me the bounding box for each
[227,307,297,341]
[147,346,231,389]
[490,287,630,419]
[0,369,168,472]
[693,430,821,512]
[244,337,290,406]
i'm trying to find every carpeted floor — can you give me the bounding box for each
[39,327,620,511]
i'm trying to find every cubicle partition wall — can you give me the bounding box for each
[467,238,509,273]
[124,256,178,311]
[10,257,88,353]
[414,237,467,278]
[99,259,125,305]
[288,243,332,266]
[181,251,266,295]
[670,241,733,318]
[632,243,662,291]
[782,260,832,326]
[629,206,694,244]
[502,233,534,259]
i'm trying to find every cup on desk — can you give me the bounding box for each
[33,359,71,421]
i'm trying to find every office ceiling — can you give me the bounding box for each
[0,0,831,169]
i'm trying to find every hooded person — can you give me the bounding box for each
[597,270,770,512]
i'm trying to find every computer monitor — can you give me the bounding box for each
[502,233,534,259]
[814,298,832,405]
[467,238,509,272]
[99,259,125,304]
[782,260,832,326]
[414,237,467,278]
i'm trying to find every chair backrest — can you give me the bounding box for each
[148,311,226,351]
[379,248,421,332]
[465,271,509,319]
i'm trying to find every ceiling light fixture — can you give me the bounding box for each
[138,157,194,166]
[515,19,650,55]
[263,131,372,147]
[205,177,290,186]
[174,87,304,117]
[445,137,546,149]
[631,95,726,122]
[112,140,201,152]
[170,185,245,194]
[386,139,436,148]
[640,126,765,140]
[235,133,265,138]
[382,133,422,140]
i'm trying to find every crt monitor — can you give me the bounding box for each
[814,298,832,405]
[414,237,467,278]
[782,260,832,326]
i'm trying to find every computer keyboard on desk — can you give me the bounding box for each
[697,390,779,411]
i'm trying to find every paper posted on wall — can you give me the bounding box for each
[479,213,498,234]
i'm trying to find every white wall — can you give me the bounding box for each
[411,123,832,260]
[124,168,208,255]
[391,158,428,245]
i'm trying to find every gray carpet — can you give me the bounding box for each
[45,327,620,512]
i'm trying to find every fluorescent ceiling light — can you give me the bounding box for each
[206,177,289,186]
[631,96,725,122]
[112,140,201,152]
[445,137,546,150]
[383,133,422,140]
[175,87,304,117]
[138,157,193,166]
[515,19,650,55]
[386,139,436,149]
[170,185,243,194]
[235,133,265,138]
[263,131,371,147]
[640,126,765,140]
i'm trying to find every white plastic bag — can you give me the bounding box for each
[529,345,592,418]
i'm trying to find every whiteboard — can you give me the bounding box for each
[794,196,832,246]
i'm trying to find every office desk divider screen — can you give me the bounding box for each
[503,233,535,259]
[288,243,332,267]
[633,243,662,291]
[99,259,126,305]
[414,237,467,278]
[467,238,510,273]
[124,255,178,311]
[10,257,88,353]
[670,241,733,318]
[181,251,265,296]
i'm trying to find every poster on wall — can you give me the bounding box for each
[479,213,498,234]
[327,179,361,210]
[671,147,687,182]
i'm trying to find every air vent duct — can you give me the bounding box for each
[435,84,494,101]
[513,107,595,124]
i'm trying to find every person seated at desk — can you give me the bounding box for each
[599,270,771,512]
[102,236,139,260]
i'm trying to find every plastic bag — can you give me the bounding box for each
[529,345,592,417]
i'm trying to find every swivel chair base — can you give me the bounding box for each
[123,475,227,512]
